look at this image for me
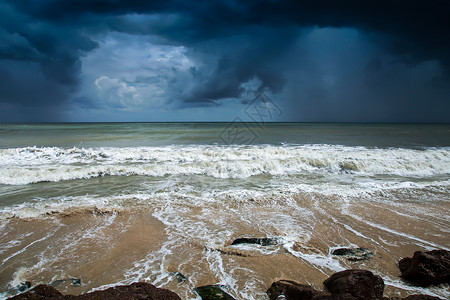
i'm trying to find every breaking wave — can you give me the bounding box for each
[0,145,449,185]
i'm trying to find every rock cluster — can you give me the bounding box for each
[9,282,181,300]
[8,250,449,300]
[267,269,443,300]
[266,249,450,300]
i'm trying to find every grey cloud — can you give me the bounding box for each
[1,0,449,121]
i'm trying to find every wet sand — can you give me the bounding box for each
[1,193,449,299]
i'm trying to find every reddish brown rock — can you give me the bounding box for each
[403,295,444,300]
[398,250,450,287]
[9,284,64,299]
[386,295,443,300]
[312,295,356,300]
[323,269,384,299]
[266,280,326,300]
[9,282,181,300]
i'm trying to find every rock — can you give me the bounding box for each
[71,279,81,286]
[331,247,374,261]
[323,269,384,300]
[312,295,356,300]
[17,282,32,293]
[9,284,64,299]
[266,280,326,300]
[168,272,187,283]
[75,282,181,300]
[9,282,181,300]
[194,285,235,300]
[386,295,444,300]
[50,278,81,287]
[7,282,32,295]
[205,246,250,257]
[231,237,279,246]
[403,295,444,300]
[398,250,450,287]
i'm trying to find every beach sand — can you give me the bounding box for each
[1,193,449,299]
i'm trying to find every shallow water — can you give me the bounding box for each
[0,123,449,299]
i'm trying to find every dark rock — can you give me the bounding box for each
[74,282,181,300]
[169,272,187,283]
[17,282,32,292]
[398,250,450,287]
[266,280,326,300]
[9,284,64,299]
[403,295,444,300]
[50,278,81,288]
[7,282,32,295]
[70,279,81,286]
[331,248,374,261]
[312,294,356,300]
[9,282,181,300]
[385,295,444,300]
[231,237,279,246]
[323,269,384,300]
[194,285,235,300]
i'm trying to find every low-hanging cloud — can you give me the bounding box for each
[1,0,449,121]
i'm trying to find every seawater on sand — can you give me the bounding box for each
[0,128,449,300]
[0,186,449,299]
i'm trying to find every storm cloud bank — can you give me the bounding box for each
[0,0,449,121]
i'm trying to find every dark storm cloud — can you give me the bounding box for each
[0,1,98,120]
[1,0,449,121]
[23,0,447,64]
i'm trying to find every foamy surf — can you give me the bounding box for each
[0,145,449,185]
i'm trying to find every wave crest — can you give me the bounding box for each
[0,145,449,185]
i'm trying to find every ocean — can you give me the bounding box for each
[0,123,449,299]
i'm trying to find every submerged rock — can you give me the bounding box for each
[402,295,444,300]
[9,282,181,300]
[194,285,236,300]
[323,269,384,300]
[7,282,32,295]
[17,282,32,293]
[50,278,81,287]
[400,295,444,300]
[205,246,250,257]
[387,295,444,300]
[331,247,374,261]
[266,280,326,300]
[398,250,450,287]
[168,272,187,283]
[230,237,279,246]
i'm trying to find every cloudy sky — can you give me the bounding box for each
[0,0,449,122]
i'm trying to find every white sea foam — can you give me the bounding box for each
[383,276,450,299]
[0,176,448,220]
[0,145,449,185]
[283,240,345,273]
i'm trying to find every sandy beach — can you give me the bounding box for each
[1,192,449,299]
